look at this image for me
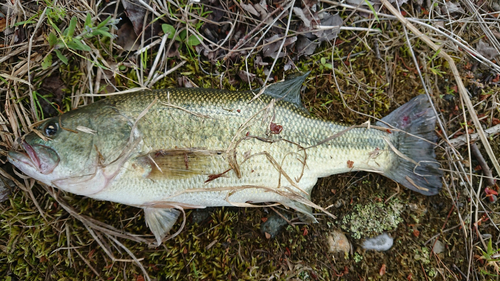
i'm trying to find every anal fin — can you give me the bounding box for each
[144,207,181,246]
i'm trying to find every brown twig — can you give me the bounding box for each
[448,124,500,147]
[470,143,496,187]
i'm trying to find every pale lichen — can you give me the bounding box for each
[340,198,404,239]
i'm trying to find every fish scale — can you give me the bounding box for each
[8,73,442,246]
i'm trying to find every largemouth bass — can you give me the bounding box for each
[8,73,442,245]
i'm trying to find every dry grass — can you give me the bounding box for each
[1,0,500,280]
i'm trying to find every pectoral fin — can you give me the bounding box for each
[132,149,225,180]
[281,200,317,223]
[144,207,180,246]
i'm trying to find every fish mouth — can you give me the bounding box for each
[22,141,42,171]
[8,150,36,170]
[8,141,60,175]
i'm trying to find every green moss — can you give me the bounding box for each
[354,252,363,263]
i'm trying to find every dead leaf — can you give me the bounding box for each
[303,0,319,8]
[238,70,256,83]
[240,3,260,17]
[476,40,499,60]
[284,58,295,71]
[14,26,26,43]
[254,3,269,21]
[302,227,308,236]
[254,56,268,67]
[167,41,181,58]
[262,35,297,58]
[178,76,197,88]
[379,264,386,276]
[116,21,139,51]
[297,36,318,56]
[0,17,6,33]
[314,12,343,42]
[346,0,373,6]
[382,0,410,5]
[38,74,66,117]
[122,0,148,36]
[293,7,311,28]
[0,181,11,203]
[122,0,161,43]
[441,1,465,14]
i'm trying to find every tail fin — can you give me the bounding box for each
[376,95,442,196]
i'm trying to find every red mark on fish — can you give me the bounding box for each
[270,122,283,134]
[401,115,410,128]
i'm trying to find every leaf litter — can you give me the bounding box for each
[1,0,500,280]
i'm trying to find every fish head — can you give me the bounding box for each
[8,113,96,187]
[8,104,133,195]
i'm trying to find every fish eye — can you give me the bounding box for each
[44,122,58,137]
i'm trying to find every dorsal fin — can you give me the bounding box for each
[256,72,310,112]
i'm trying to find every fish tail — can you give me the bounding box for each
[377,95,443,195]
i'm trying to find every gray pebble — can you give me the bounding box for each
[326,230,351,255]
[191,208,214,224]
[362,233,393,251]
[261,212,291,239]
[432,240,445,254]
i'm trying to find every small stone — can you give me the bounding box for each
[334,199,344,208]
[326,230,351,255]
[482,233,492,240]
[407,203,427,215]
[493,2,500,12]
[191,208,214,224]
[260,212,291,239]
[362,233,394,251]
[432,240,445,254]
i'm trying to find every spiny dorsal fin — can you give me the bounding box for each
[257,72,310,111]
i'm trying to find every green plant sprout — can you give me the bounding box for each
[477,238,500,275]
[161,2,211,58]
[45,0,66,23]
[320,57,333,70]
[353,252,363,263]
[31,91,61,120]
[161,24,202,49]
[363,0,379,23]
[44,14,118,69]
